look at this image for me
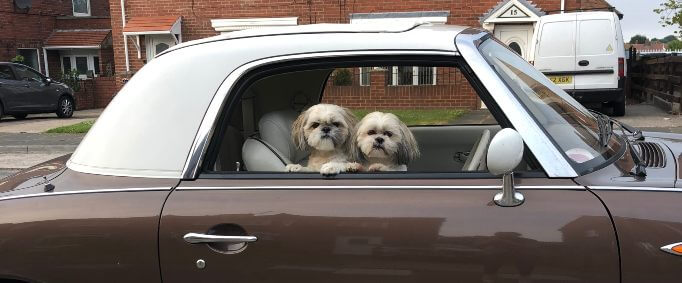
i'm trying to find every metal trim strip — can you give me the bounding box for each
[176,185,585,190]
[0,187,171,202]
[542,69,614,76]
[589,186,681,192]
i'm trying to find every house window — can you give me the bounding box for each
[62,57,72,73]
[61,52,100,78]
[72,0,90,16]
[93,56,100,74]
[360,66,436,86]
[75,57,88,75]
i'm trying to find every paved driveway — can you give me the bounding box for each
[0,109,102,133]
[0,109,102,178]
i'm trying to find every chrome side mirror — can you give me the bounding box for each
[44,77,52,85]
[487,128,525,207]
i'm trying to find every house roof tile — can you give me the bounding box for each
[123,16,180,33]
[44,29,111,47]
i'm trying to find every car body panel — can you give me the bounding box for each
[588,190,682,283]
[0,165,176,282]
[159,178,619,283]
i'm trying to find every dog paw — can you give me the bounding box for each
[368,163,389,171]
[286,164,303,172]
[346,162,363,172]
[320,163,341,176]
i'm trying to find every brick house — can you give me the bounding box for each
[1,0,118,108]
[108,0,615,109]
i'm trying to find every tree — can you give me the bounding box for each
[667,39,682,50]
[662,35,679,43]
[629,34,648,44]
[655,1,682,34]
[652,37,660,42]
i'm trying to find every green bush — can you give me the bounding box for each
[59,69,82,92]
[10,55,25,65]
[333,69,353,86]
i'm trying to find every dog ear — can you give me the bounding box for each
[340,106,360,156]
[349,118,366,163]
[291,109,310,151]
[393,118,420,165]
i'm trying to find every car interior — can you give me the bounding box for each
[205,64,537,174]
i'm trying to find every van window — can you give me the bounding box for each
[578,20,614,56]
[538,21,575,58]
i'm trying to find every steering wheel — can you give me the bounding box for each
[462,129,491,171]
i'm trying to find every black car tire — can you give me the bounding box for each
[612,99,626,117]
[12,114,27,120]
[56,96,74,118]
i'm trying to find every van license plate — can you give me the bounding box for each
[548,76,572,85]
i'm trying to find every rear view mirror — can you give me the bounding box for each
[44,77,52,85]
[486,128,525,207]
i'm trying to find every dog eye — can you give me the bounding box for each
[310,122,320,129]
[368,130,376,135]
[332,122,341,127]
[384,131,393,137]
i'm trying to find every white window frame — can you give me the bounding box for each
[60,53,100,79]
[72,0,91,17]
[16,48,42,73]
[359,66,437,86]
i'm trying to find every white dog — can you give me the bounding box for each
[286,104,361,175]
[352,112,420,171]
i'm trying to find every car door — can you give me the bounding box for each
[574,13,619,90]
[13,65,56,110]
[0,65,31,112]
[533,14,577,90]
[160,176,619,283]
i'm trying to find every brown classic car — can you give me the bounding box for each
[0,24,680,283]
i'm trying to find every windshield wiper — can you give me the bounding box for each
[589,109,646,177]
[589,110,612,147]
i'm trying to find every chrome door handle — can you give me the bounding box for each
[183,232,257,244]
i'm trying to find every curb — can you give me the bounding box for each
[0,145,77,154]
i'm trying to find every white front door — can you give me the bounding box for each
[494,24,534,60]
[146,35,176,62]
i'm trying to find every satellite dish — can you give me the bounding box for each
[14,0,32,10]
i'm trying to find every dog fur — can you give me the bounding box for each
[352,111,420,171]
[286,104,361,175]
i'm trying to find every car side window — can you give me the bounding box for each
[0,66,15,80]
[203,59,535,175]
[14,65,43,82]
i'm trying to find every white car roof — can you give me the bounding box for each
[68,23,467,178]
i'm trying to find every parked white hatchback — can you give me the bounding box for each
[530,11,626,116]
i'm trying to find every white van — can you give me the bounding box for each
[530,11,626,116]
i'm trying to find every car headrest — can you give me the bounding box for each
[258,110,308,163]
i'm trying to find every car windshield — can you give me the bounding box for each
[478,38,622,174]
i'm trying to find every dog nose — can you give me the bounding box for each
[375,137,384,144]
[322,127,331,133]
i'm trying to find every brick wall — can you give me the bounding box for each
[73,77,117,110]
[322,67,478,109]
[0,0,111,73]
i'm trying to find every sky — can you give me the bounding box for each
[606,0,679,41]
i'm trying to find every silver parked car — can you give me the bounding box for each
[0,62,75,120]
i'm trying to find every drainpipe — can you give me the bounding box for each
[560,0,565,13]
[121,0,130,73]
